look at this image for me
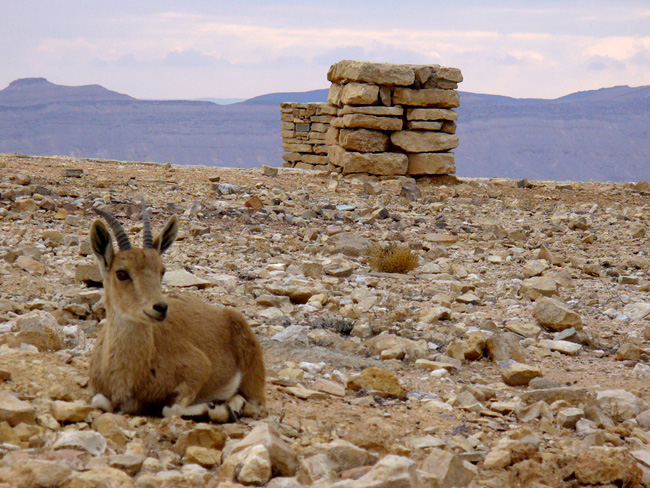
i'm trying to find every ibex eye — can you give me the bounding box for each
[116,270,130,281]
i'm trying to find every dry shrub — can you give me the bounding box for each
[367,242,419,274]
[310,316,354,336]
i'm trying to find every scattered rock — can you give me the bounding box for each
[0,391,35,426]
[92,413,130,448]
[222,422,298,478]
[503,321,541,339]
[236,444,273,485]
[311,378,346,397]
[15,255,45,274]
[596,389,648,422]
[11,310,65,351]
[520,386,590,406]
[64,466,134,488]
[347,367,407,399]
[533,297,583,331]
[486,333,527,362]
[62,168,84,177]
[575,446,642,486]
[175,424,226,455]
[483,439,539,470]
[106,454,145,476]
[299,438,370,485]
[462,331,487,360]
[184,446,222,467]
[623,302,650,321]
[522,259,550,278]
[328,232,370,257]
[262,165,278,177]
[75,263,103,284]
[13,459,72,488]
[334,455,421,488]
[53,430,107,456]
[50,400,93,423]
[501,363,543,386]
[634,181,650,193]
[616,342,642,361]
[421,448,476,487]
[519,276,559,299]
[537,339,582,356]
[556,407,584,429]
[163,269,212,288]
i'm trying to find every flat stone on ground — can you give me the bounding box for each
[0,391,36,426]
[501,362,543,386]
[347,367,407,399]
[533,297,583,331]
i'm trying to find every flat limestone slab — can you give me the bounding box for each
[406,108,458,121]
[338,105,404,117]
[338,114,403,131]
[391,131,459,153]
[339,129,390,153]
[407,121,443,131]
[340,82,380,105]
[340,151,408,176]
[328,60,416,86]
[393,88,460,108]
[407,153,456,175]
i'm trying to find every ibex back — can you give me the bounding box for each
[88,205,266,422]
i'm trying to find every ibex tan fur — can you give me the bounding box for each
[88,205,266,422]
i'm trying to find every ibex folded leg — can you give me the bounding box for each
[208,395,246,423]
[162,402,210,418]
[91,393,114,413]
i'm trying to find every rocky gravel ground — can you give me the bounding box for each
[1,153,650,487]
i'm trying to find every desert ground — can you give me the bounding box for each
[1,153,650,487]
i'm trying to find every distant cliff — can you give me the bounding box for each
[0,77,648,181]
[0,78,280,167]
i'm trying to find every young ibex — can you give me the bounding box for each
[88,205,265,422]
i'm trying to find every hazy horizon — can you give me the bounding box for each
[1,2,649,101]
[3,76,645,105]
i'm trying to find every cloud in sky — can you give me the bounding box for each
[1,2,649,99]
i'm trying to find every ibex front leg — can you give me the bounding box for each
[162,381,210,418]
[162,348,213,418]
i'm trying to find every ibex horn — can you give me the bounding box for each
[93,206,132,251]
[142,201,153,249]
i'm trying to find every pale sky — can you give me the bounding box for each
[2,1,650,100]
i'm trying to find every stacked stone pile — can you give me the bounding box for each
[326,60,462,176]
[281,102,336,169]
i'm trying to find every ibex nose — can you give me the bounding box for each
[152,302,168,319]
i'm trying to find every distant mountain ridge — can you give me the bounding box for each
[0,77,135,106]
[0,77,648,181]
[240,88,329,105]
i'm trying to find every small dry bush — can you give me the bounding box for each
[367,242,419,274]
[310,315,355,336]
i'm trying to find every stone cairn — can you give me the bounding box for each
[281,60,462,177]
[280,103,337,169]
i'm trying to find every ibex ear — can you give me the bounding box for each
[90,219,115,275]
[153,215,178,255]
